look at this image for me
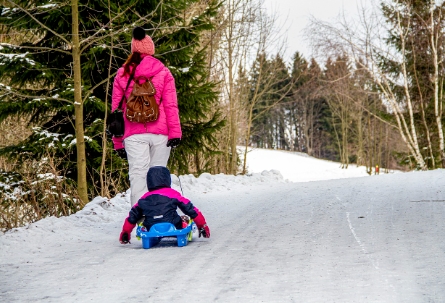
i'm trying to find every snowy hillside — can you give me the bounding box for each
[240,147,391,181]
[1,149,444,302]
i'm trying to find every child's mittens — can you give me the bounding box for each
[199,224,210,238]
[193,212,210,238]
[119,218,136,244]
[119,231,130,244]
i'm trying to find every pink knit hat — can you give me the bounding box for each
[131,27,155,55]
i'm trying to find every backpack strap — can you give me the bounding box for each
[117,70,136,110]
[148,76,161,104]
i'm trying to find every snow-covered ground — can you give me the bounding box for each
[240,147,389,182]
[1,148,444,302]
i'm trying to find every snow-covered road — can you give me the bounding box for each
[1,170,444,302]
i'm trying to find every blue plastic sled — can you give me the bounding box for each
[136,221,196,249]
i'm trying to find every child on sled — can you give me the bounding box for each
[119,166,210,244]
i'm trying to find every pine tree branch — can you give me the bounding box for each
[12,45,72,56]
[0,89,72,104]
[79,2,141,51]
[6,0,71,47]
[79,1,166,53]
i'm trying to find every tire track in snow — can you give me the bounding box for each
[346,211,379,270]
[342,196,397,300]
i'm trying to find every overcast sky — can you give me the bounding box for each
[262,0,374,62]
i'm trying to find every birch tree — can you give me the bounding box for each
[307,1,445,169]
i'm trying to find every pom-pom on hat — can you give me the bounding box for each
[131,27,155,55]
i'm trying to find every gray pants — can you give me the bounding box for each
[124,133,171,206]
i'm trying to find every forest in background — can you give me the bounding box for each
[0,0,444,230]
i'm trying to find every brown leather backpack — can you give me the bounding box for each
[126,76,159,123]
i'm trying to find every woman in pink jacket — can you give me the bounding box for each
[112,27,182,206]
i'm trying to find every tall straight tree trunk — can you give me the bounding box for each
[377,118,382,173]
[306,101,314,156]
[342,109,349,168]
[242,106,255,174]
[430,6,445,167]
[385,125,390,173]
[71,0,88,205]
[229,52,237,174]
[396,10,426,169]
[367,113,372,175]
[225,0,238,175]
[412,37,435,169]
[356,106,364,166]
[332,114,343,166]
[99,0,114,198]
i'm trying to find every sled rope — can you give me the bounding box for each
[171,147,184,196]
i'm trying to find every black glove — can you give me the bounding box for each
[115,148,127,159]
[167,138,181,148]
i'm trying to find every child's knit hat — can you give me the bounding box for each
[131,27,155,55]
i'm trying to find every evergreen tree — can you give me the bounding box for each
[269,55,292,150]
[0,0,224,203]
[289,53,334,158]
[248,53,292,149]
[249,53,270,148]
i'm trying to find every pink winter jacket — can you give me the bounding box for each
[111,54,182,149]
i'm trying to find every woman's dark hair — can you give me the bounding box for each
[123,52,142,76]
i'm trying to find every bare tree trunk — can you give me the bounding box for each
[367,113,373,175]
[71,0,87,205]
[99,0,114,198]
[331,113,344,166]
[397,11,424,169]
[385,124,390,173]
[219,0,253,175]
[242,107,254,174]
[412,45,435,169]
[377,118,382,173]
[342,107,349,168]
[356,103,364,166]
[429,4,445,167]
[228,38,238,174]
